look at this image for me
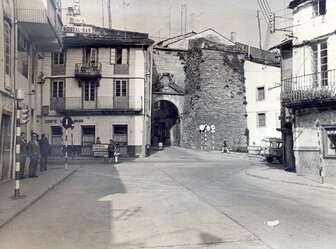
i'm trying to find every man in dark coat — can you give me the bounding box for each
[107,139,115,164]
[39,134,50,171]
[17,132,27,179]
[28,133,40,178]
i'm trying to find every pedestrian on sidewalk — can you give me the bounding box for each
[39,134,51,171]
[17,132,28,179]
[28,133,40,178]
[96,137,101,144]
[107,139,115,164]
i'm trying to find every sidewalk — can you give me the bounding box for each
[210,150,336,191]
[0,163,79,229]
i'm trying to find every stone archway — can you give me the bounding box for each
[152,99,181,147]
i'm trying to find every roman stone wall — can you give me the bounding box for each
[182,42,248,151]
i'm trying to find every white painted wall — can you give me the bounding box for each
[41,115,144,146]
[38,45,148,149]
[245,60,281,147]
[292,1,336,77]
[292,1,336,44]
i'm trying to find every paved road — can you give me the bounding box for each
[0,147,335,249]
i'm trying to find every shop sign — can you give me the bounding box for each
[92,144,108,152]
[45,119,59,124]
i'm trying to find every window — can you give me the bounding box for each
[52,51,65,65]
[312,40,328,86]
[18,31,30,52]
[257,113,266,127]
[4,21,11,76]
[257,87,265,100]
[82,126,95,146]
[110,48,129,64]
[113,125,128,145]
[51,126,63,145]
[324,127,336,158]
[84,81,95,101]
[313,0,326,16]
[115,80,128,97]
[84,48,98,65]
[52,80,64,98]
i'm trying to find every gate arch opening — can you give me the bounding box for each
[152,100,180,147]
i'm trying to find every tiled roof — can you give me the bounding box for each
[63,26,154,47]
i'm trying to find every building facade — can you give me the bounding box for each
[281,0,336,176]
[36,26,154,157]
[0,0,62,180]
[152,29,281,150]
[153,31,280,151]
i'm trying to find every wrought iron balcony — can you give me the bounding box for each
[75,63,102,79]
[281,69,336,107]
[52,96,143,114]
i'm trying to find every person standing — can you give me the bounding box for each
[28,133,40,178]
[17,132,27,179]
[39,134,50,171]
[107,139,115,164]
[221,139,230,153]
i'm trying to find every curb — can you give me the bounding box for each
[0,168,77,230]
[245,169,336,191]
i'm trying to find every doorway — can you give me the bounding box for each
[0,114,11,180]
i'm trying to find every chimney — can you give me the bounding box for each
[230,32,236,43]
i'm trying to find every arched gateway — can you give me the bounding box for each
[152,95,184,147]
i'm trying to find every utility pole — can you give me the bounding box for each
[190,13,194,31]
[257,10,262,49]
[168,6,171,38]
[102,0,104,27]
[184,4,187,34]
[180,4,183,35]
[108,0,112,29]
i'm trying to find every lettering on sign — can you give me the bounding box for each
[92,144,108,152]
[74,119,84,123]
[93,152,108,157]
[45,120,58,124]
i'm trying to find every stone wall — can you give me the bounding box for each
[152,48,186,89]
[182,39,248,151]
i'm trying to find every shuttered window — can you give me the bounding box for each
[110,48,129,64]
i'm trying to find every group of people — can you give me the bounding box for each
[96,137,116,164]
[17,132,51,179]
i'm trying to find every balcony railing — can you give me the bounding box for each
[75,63,102,79]
[53,96,142,111]
[281,69,336,107]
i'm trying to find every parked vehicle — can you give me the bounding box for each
[260,137,283,163]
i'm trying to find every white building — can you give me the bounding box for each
[245,60,281,148]
[36,26,154,157]
[281,0,336,176]
[0,0,62,180]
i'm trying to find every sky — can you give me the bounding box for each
[61,0,292,49]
